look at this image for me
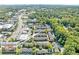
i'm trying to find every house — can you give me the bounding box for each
[0,23,14,32]
[22,27,31,35]
[34,29,46,34]
[0,42,19,54]
[27,23,34,29]
[17,25,31,41]
[22,15,28,19]
[34,33,48,41]
[35,25,47,29]
[26,19,39,29]
[34,37,48,41]
[36,41,49,47]
[34,33,47,37]
[21,48,32,55]
[17,34,29,41]
[36,49,49,55]
[26,19,38,24]
[8,19,17,25]
[3,24,13,30]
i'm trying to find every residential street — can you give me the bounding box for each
[10,13,23,39]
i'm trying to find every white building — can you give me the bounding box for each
[3,24,13,29]
[18,34,29,41]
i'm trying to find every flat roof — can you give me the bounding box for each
[0,42,19,45]
[22,48,32,52]
[3,24,13,29]
[19,34,29,40]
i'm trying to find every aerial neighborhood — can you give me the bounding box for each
[0,5,79,55]
[0,8,61,55]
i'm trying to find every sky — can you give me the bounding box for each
[0,0,79,5]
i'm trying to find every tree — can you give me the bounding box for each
[49,18,68,46]
[63,35,78,55]
[16,46,22,55]
[63,45,76,55]
[7,38,16,42]
[48,43,53,49]
[32,47,37,55]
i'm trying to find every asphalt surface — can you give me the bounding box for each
[10,13,23,39]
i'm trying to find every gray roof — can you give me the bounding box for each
[34,32,46,34]
[23,43,33,46]
[36,49,48,54]
[34,33,47,37]
[34,29,45,33]
[22,48,32,53]
[3,24,13,29]
[35,25,47,29]
[35,24,51,29]
[34,33,48,41]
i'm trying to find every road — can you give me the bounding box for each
[9,13,23,39]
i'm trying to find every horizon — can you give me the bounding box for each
[0,0,79,5]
